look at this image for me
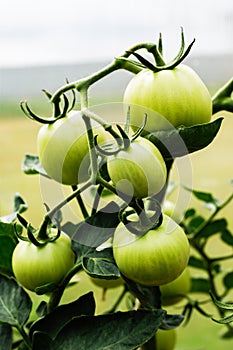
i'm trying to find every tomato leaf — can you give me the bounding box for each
[0,222,18,277]
[146,117,223,159]
[190,277,211,293]
[72,243,120,279]
[221,229,233,246]
[30,292,95,340]
[39,309,165,350]
[21,154,49,177]
[0,323,12,350]
[123,275,161,309]
[223,272,233,290]
[0,193,28,223]
[195,219,227,240]
[72,201,120,248]
[0,274,32,327]
[160,313,184,330]
[188,256,206,270]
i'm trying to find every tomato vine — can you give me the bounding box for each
[0,29,233,350]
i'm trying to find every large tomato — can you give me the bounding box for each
[37,110,106,185]
[154,329,176,350]
[12,229,75,291]
[123,64,212,132]
[160,267,191,306]
[113,214,190,286]
[107,137,167,199]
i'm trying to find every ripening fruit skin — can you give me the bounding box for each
[160,268,191,306]
[107,137,167,199]
[37,110,107,185]
[123,64,212,132]
[12,230,75,291]
[155,329,177,350]
[113,214,190,286]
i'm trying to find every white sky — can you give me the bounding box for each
[0,0,232,68]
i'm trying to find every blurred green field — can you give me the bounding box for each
[1,106,233,349]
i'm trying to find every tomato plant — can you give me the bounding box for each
[113,214,190,286]
[37,110,106,185]
[12,228,75,291]
[0,29,233,350]
[107,137,167,199]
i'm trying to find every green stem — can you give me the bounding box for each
[72,185,89,219]
[191,192,233,240]
[43,181,93,225]
[104,284,128,314]
[47,263,83,313]
[16,325,32,349]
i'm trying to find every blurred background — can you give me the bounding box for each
[0,1,233,349]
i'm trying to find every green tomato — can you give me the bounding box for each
[155,329,176,350]
[89,276,123,289]
[113,214,190,286]
[12,229,75,291]
[107,137,167,199]
[163,200,183,224]
[37,110,106,185]
[160,267,191,306]
[123,64,212,132]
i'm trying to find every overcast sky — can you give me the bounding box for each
[0,0,232,68]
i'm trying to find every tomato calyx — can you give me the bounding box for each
[15,213,61,247]
[20,83,76,124]
[94,114,147,156]
[122,28,195,73]
[119,199,163,237]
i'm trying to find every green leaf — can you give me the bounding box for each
[0,222,19,277]
[212,313,233,324]
[82,255,120,279]
[210,292,233,310]
[21,154,48,177]
[223,272,233,290]
[221,229,233,246]
[0,193,28,223]
[160,313,184,330]
[72,242,120,279]
[146,118,223,159]
[30,292,95,340]
[190,277,211,293]
[72,201,120,247]
[123,276,162,309]
[37,309,165,350]
[184,187,219,205]
[188,256,206,270]
[184,208,196,219]
[196,219,227,240]
[0,323,12,350]
[0,274,32,327]
[186,215,205,234]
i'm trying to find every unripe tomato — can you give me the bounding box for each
[113,214,190,286]
[123,64,212,132]
[155,329,176,350]
[37,110,106,185]
[160,268,191,306]
[107,137,167,198]
[12,229,75,291]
